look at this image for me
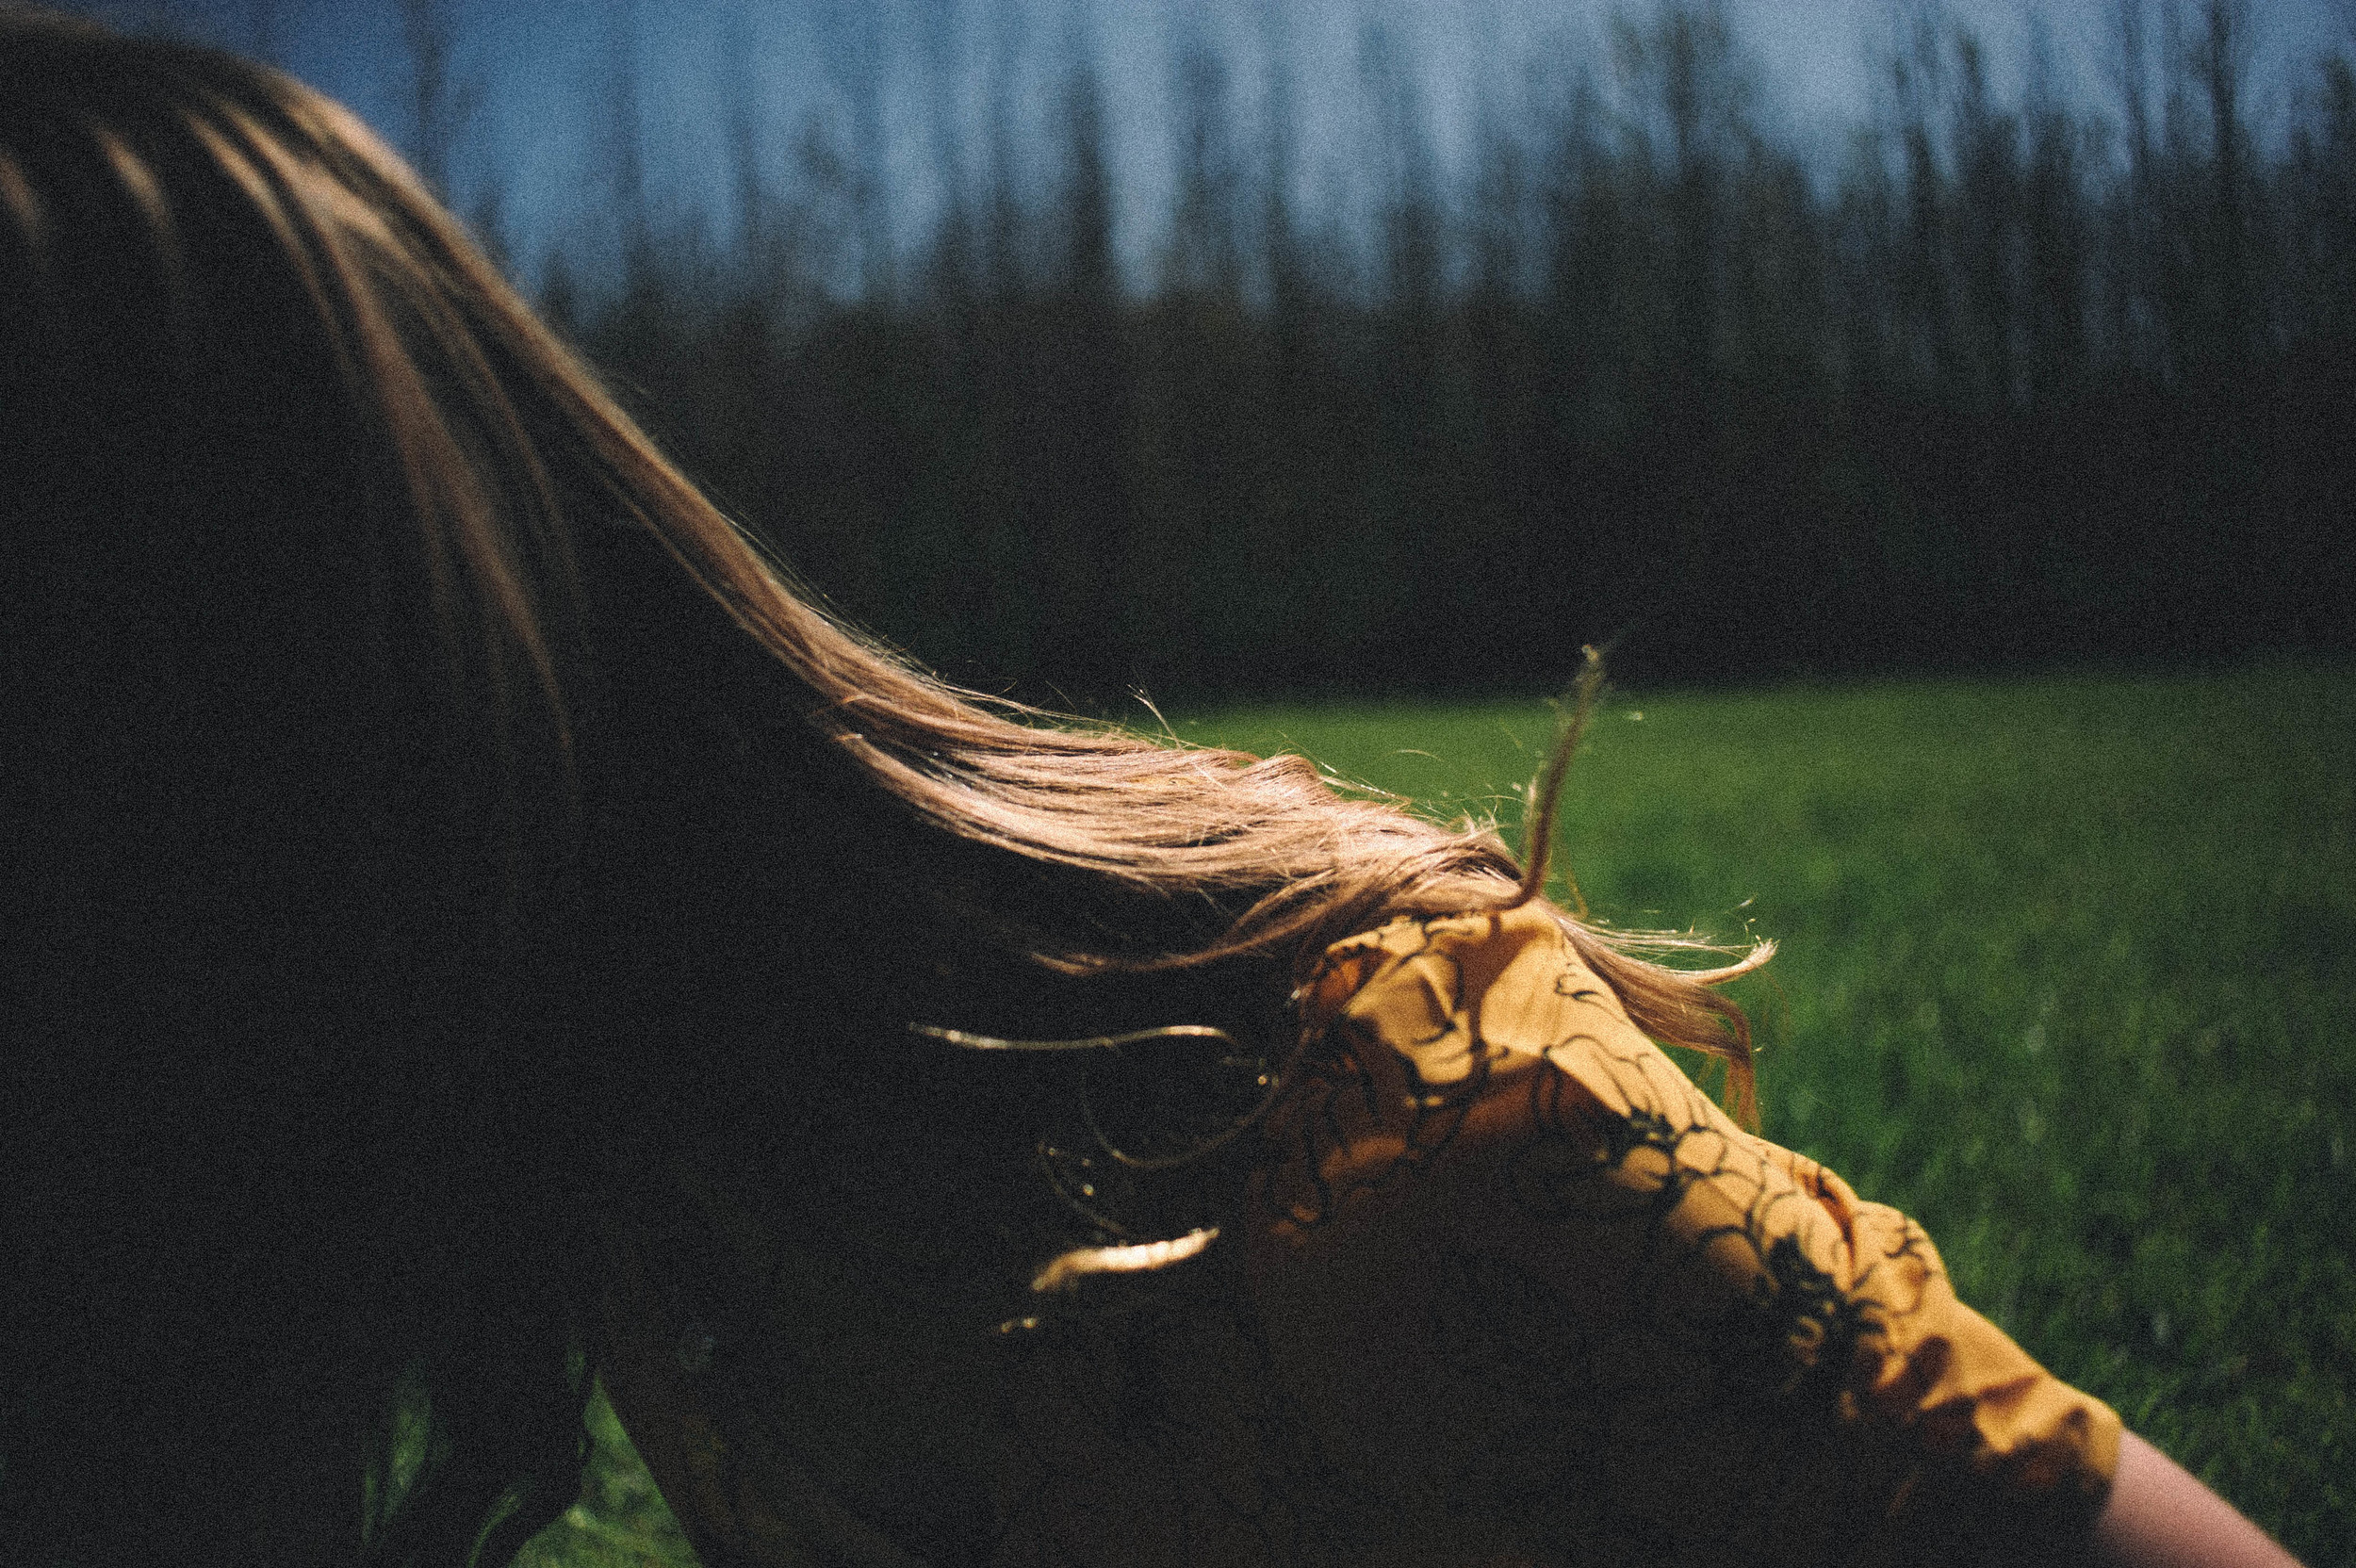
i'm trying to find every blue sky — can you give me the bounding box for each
[87,0,2356,282]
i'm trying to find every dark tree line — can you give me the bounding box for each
[531,0,2353,702]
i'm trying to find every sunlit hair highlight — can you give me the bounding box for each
[1,7,1770,1560]
[2,1,1770,1103]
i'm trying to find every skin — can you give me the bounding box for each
[588,905,2318,1568]
[1246,910,2313,1568]
[2091,1433,2307,1568]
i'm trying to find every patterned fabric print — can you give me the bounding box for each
[1249,906,2121,1567]
[597,905,2121,1567]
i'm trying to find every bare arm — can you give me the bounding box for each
[2090,1432,2304,1568]
[1252,909,2276,1564]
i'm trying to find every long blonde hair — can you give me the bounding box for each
[6,3,1766,1054]
[0,8,1763,1561]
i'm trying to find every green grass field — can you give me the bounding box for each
[521,665,2355,1567]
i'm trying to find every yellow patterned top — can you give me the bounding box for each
[597,903,2121,1567]
[1251,904,2120,1560]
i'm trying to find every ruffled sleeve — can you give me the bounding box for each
[1248,905,2120,1565]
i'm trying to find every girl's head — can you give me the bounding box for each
[1,8,1760,1560]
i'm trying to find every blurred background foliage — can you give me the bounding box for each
[569,0,2353,701]
[83,0,2356,701]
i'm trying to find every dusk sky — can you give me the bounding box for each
[74,0,2356,282]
